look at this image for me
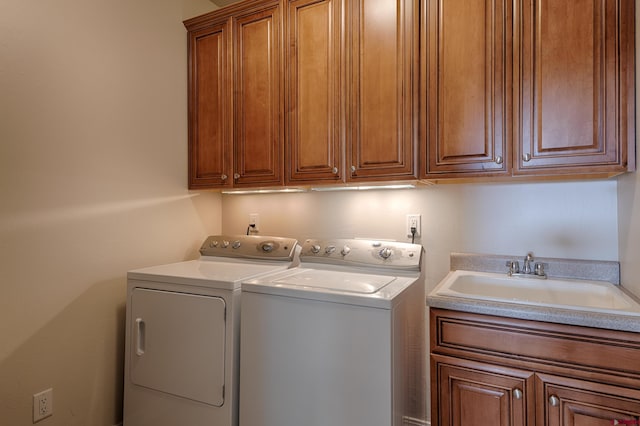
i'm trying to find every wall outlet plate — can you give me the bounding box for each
[249,213,259,233]
[33,388,53,422]
[406,214,421,237]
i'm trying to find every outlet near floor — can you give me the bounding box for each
[33,388,53,423]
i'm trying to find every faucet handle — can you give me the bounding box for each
[534,262,547,277]
[506,260,520,276]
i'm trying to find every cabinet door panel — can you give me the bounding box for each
[516,0,633,174]
[233,4,283,187]
[536,373,640,426]
[433,355,533,426]
[188,22,233,189]
[347,0,418,181]
[424,0,510,177]
[286,0,342,184]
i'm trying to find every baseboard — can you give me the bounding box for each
[403,416,430,426]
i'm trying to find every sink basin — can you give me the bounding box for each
[431,270,640,314]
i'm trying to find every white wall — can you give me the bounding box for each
[0,0,218,425]
[617,0,640,299]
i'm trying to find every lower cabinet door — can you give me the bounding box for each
[433,355,534,426]
[536,373,640,426]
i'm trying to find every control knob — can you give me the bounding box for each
[261,242,274,252]
[379,247,393,259]
[341,245,351,256]
[325,246,336,254]
[221,240,230,248]
[232,240,241,249]
[311,245,321,254]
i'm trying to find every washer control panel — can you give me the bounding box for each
[199,235,298,261]
[299,239,422,270]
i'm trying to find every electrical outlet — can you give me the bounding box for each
[33,388,53,422]
[406,214,421,237]
[249,213,259,233]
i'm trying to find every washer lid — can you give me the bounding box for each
[272,269,396,294]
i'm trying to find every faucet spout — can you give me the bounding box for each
[523,253,534,274]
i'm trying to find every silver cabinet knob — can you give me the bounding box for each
[513,388,523,400]
[234,173,240,179]
[495,156,503,165]
[221,174,228,181]
[549,395,560,407]
[523,153,531,162]
[350,165,356,173]
[332,167,339,175]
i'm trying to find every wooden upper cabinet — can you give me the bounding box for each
[515,0,635,176]
[285,0,343,185]
[346,0,419,182]
[422,0,512,178]
[187,21,233,189]
[232,2,284,187]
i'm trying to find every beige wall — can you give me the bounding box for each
[0,0,218,425]
[618,1,640,299]
[222,180,620,293]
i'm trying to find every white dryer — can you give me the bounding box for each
[239,238,426,426]
[123,235,299,426]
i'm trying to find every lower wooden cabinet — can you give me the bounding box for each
[430,309,640,426]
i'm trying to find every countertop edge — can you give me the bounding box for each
[427,294,640,333]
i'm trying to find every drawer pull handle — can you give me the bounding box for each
[549,395,560,407]
[513,388,523,400]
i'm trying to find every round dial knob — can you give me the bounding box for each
[311,245,321,254]
[341,245,351,256]
[210,240,219,248]
[232,240,241,249]
[261,242,274,252]
[379,247,393,259]
[325,245,336,254]
[221,240,229,248]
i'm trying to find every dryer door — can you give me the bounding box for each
[129,288,226,406]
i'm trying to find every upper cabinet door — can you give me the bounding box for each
[232,3,284,187]
[422,0,512,178]
[515,0,635,175]
[187,21,233,189]
[286,0,343,185]
[346,0,419,182]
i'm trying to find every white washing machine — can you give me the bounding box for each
[123,234,299,426]
[239,238,426,426]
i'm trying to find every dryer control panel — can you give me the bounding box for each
[200,235,298,261]
[300,239,422,271]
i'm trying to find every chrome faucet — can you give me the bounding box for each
[506,252,547,279]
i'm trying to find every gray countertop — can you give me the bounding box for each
[428,252,640,333]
